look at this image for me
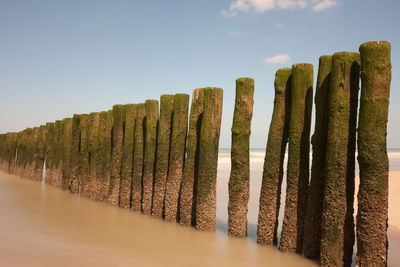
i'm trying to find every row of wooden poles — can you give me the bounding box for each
[254,41,391,267]
[0,41,391,266]
[0,88,223,231]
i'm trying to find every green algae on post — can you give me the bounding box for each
[257,69,291,245]
[196,87,223,231]
[119,104,136,209]
[302,55,332,259]
[46,120,64,187]
[107,105,126,206]
[61,118,73,190]
[142,100,159,214]
[35,126,47,180]
[84,113,100,198]
[45,122,55,183]
[92,111,113,201]
[77,114,90,196]
[152,95,174,218]
[280,63,313,253]
[69,115,82,193]
[357,41,391,267]
[320,52,360,267]
[228,78,254,237]
[164,94,189,222]
[131,104,146,211]
[179,88,204,226]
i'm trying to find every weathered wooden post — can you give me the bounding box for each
[257,69,291,245]
[228,78,254,237]
[152,95,174,218]
[320,52,360,267]
[119,104,136,209]
[61,118,73,190]
[0,134,5,170]
[86,113,101,199]
[70,114,82,193]
[302,55,332,259]
[31,127,42,180]
[107,105,126,206]
[179,88,204,226]
[14,131,23,176]
[142,100,159,214]
[44,122,55,183]
[195,87,223,231]
[78,114,90,197]
[9,132,18,173]
[92,111,113,201]
[357,41,391,267]
[131,104,146,211]
[36,125,47,181]
[164,94,189,222]
[25,128,35,179]
[280,63,313,253]
[48,120,64,187]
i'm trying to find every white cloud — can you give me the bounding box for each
[274,22,285,27]
[276,0,308,9]
[222,0,338,16]
[250,0,275,12]
[222,0,274,17]
[264,54,291,64]
[312,0,338,11]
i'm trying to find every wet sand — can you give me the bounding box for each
[0,151,399,266]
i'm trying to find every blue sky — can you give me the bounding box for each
[0,0,399,148]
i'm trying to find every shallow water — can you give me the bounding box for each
[0,150,399,266]
[0,169,314,267]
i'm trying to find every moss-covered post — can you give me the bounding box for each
[280,63,313,253]
[141,100,159,214]
[61,118,73,190]
[0,134,5,169]
[164,94,189,222]
[30,127,41,180]
[302,56,332,259]
[195,87,223,231]
[179,88,204,226]
[77,114,89,195]
[1,134,7,171]
[107,105,126,206]
[119,104,136,209]
[257,69,291,245]
[356,41,391,267]
[1,133,16,173]
[94,111,113,201]
[5,133,12,172]
[45,122,55,183]
[69,114,82,193]
[228,78,254,237]
[10,132,18,173]
[47,120,64,187]
[320,52,360,267]
[131,104,146,211]
[20,127,33,179]
[33,125,47,181]
[84,113,100,198]
[152,95,174,218]
[15,131,23,175]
